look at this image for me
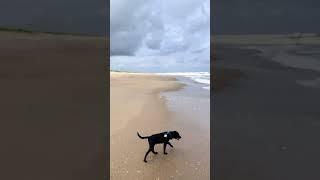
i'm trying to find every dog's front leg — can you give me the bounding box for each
[163,143,168,154]
[168,142,174,148]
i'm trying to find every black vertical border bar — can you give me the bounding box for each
[106,0,110,179]
[210,0,215,179]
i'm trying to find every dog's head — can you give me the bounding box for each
[170,131,181,140]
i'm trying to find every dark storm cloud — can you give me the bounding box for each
[110,0,164,55]
[110,0,210,72]
[212,0,320,34]
[0,0,107,35]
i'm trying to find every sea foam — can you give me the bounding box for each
[156,72,210,90]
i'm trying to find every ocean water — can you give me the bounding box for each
[156,72,210,90]
[159,75,210,131]
[157,76,210,179]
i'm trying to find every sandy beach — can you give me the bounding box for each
[0,31,107,180]
[111,72,210,180]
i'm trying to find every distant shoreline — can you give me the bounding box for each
[0,26,104,37]
[214,33,320,45]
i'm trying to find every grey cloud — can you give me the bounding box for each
[144,13,164,50]
[110,0,163,55]
[111,0,210,72]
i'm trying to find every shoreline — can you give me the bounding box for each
[110,72,184,135]
[110,72,209,179]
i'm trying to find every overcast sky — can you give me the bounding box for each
[110,0,210,73]
[1,0,319,71]
[0,0,106,35]
[1,0,319,35]
[213,0,320,34]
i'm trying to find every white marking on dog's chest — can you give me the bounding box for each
[164,134,167,138]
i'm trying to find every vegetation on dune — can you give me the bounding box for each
[0,27,33,33]
[0,26,102,37]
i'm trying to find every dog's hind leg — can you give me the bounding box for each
[163,143,168,154]
[151,145,158,154]
[144,149,152,163]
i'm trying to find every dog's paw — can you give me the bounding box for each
[164,152,168,155]
[154,152,158,154]
[144,160,147,163]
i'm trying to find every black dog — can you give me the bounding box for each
[137,131,181,162]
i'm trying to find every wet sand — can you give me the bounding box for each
[110,72,210,180]
[214,35,320,180]
[0,31,107,180]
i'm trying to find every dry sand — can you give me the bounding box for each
[110,72,210,180]
[0,31,107,180]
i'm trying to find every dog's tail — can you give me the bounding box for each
[137,132,149,139]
